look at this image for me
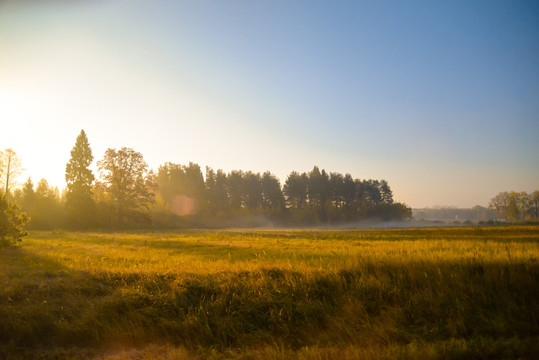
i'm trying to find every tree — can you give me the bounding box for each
[243,171,263,210]
[329,172,345,209]
[227,170,244,210]
[65,130,95,228]
[17,178,64,229]
[307,166,329,208]
[506,192,519,222]
[341,174,357,219]
[517,192,531,221]
[0,149,23,197]
[489,192,509,221]
[283,171,308,208]
[184,163,205,199]
[0,194,29,247]
[214,169,230,213]
[379,180,394,204]
[530,191,539,220]
[156,162,186,206]
[361,179,382,205]
[156,162,205,216]
[205,167,217,215]
[19,178,36,209]
[97,147,154,226]
[261,171,284,210]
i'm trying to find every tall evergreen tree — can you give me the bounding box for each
[65,130,95,228]
[283,171,308,208]
[261,171,285,210]
[243,171,263,210]
[214,169,230,213]
[227,171,244,210]
[205,167,230,215]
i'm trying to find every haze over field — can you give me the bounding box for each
[1,0,538,208]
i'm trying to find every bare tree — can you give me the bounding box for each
[0,149,22,197]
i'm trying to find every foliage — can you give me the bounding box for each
[0,194,29,247]
[261,171,285,210]
[2,139,413,229]
[0,227,537,358]
[155,162,205,216]
[97,147,155,226]
[489,190,539,222]
[155,165,411,227]
[65,130,95,228]
[14,178,65,230]
[10,131,539,230]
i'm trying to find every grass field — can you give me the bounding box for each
[0,226,538,359]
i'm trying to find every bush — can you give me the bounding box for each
[0,195,29,247]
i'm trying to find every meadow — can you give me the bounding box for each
[0,226,538,359]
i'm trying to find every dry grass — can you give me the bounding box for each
[0,226,538,359]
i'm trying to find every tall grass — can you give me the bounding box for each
[0,226,537,359]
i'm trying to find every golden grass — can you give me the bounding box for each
[0,226,538,359]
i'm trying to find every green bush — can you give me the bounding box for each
[0,195,29,247]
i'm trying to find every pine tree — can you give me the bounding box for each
[65,130,95,228]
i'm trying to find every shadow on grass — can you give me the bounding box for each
[0,246,538,358]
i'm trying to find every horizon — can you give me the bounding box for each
[1,0,538,208]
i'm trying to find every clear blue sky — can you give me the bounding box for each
[1,0,538,207]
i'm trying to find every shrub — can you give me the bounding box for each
[0,194,29,247]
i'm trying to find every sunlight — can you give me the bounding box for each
[170,195,196,216]
[0,1,538,357]
[0,89,26,131]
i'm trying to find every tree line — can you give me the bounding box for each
[488,191,539,223]
[1,130,411,231]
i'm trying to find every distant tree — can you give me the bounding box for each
[0,149,23,197]
[65,130,95,228]
[307,166,329,208]
[379,180,394,204]
[471,205,495,222]
[97,147,154,226]
[0,194,29,247]
[243,171,263,210]
[261,171,285,210]
[283,171,308,209]
[227,171,244,210]
[205,167,217,215]
[156,162,205,216]
[489,192,509,221]
[388,202,413,220]
[156,162,185,205]
[517,192,531,221]
[530,191,539,220]
[361,179,382,205]
[214,169,230,213]
[18,178,64,229]
[19,178,36,208]
[184,162,206,212]
[506,192,519,223]
[342,174,357,219]
[329,172,345,209]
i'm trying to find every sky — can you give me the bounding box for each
[0,0,538,208]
